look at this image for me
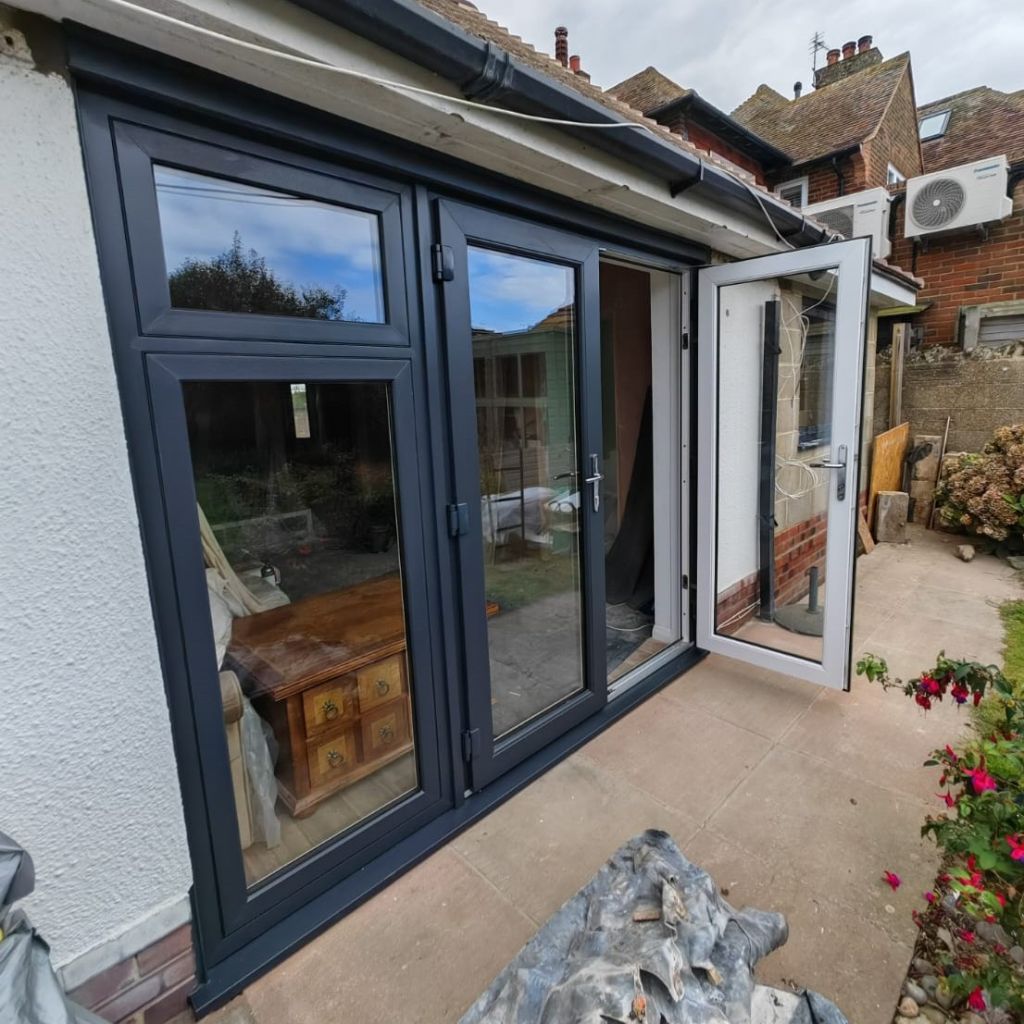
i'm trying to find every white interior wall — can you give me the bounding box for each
[0,27,192,970]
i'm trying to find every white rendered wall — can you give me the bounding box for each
[0,27,192,969]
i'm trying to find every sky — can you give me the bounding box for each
[473,0,1023,114]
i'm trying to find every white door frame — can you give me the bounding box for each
[696,238,871,689]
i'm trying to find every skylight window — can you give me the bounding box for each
[918,110,951,140]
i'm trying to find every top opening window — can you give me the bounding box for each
[918,110,951,141]
[154,166,385,323]
[775,177,808,209]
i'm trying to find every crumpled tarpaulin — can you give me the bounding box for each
[0,832,106,1024]
[460,830,848,1024]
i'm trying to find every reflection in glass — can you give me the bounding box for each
[713,272,839,663]
[185,380,416,887]
[468,247,585,739]
[154,166,384,322]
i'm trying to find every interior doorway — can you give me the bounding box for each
[599,259,688,692]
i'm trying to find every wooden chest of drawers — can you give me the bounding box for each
[227,575,416,818]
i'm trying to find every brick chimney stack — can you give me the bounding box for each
[554,26,568,67]
[815,34,882,89]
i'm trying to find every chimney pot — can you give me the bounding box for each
[826,48,840,65]
[554,26,568,67]
[858,34,872,53]
[569,54,581,73]
[793,81,802,99]
[842,40,856,59]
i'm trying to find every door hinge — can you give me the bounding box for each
[447,502,469,537]
[461,728,481,762]
[432,243,455,283]
[681,331,690,350]
[682,574,689,590]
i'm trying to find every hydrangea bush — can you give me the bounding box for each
[858,652,1024,1015]
[936,424,1024,548]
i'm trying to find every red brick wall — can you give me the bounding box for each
[863,73,924,187]
[67,924,195,1024]
[890,179,1024,347]
[662,112,767,183]
[766,151,867,206]
[716,512,829,632]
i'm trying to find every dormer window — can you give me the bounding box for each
[918,110,951,140]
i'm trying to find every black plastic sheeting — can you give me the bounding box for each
[460,830,849,1024]
[0,833,105,1024]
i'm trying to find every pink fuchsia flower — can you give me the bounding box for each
[959,929,976,944]
[1006,835,1024,862]
[944,745,959,762]
[967,988,986,1012]
[951,682,969,704]
[973,690,983,707]
[915,692,932,711]
[882,871,902,890]
[963,767,997,794]
[938,791,956,808]
[919,675,942,696]
[924,891,936,904]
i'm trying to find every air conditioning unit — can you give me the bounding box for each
[805,187,892,260]
[905,155,1013,238]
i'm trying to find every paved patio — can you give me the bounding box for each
[196,526,1020,1024]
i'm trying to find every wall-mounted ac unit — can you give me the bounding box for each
[805,187,892,260]
[905,155,1013,238]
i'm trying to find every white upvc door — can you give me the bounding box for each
[696,238,871,689]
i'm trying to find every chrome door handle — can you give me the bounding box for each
[583,454,603,513]
[809,444,848,501]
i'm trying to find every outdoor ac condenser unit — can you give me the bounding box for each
[804,187,892,260]
[904,155,1013,238]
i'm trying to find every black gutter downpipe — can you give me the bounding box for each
[291,0,831,247]
[831,154,846,197]
[758,300,781,621]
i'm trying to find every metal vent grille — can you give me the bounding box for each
[814,205,855,237]
[911,178,966,229]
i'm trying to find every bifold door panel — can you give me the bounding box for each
[696,238,871,689]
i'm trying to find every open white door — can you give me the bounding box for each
[696,238,871,689]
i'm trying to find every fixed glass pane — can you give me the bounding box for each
[184,379,416,887]
[713,272,841,664]
[154,166,384,323]
[468,247,585,739]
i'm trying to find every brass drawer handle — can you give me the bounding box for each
[378,724,395,743]
[326,749,346,768]
[322,698,339,720]
[375,679,391,697]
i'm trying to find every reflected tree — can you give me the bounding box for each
[168,232,347,320]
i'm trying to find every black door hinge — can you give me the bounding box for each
[432,243,455,283]
[682,574,689,590]
[447,502,469,537]
[681,331,689,350]
[461,728,481,762]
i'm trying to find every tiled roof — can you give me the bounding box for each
[919,86,1024,172]
[606,66,690,115]
[731,54,912,164]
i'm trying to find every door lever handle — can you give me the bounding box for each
[809,444,848,501]
[584,454,603,513]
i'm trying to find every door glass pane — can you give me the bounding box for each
[154,166,385,322]
[184,379,416,888]
[468,247,585,739]
[713,270,840,664]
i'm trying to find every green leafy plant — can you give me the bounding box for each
[936,423,1024,549]
[857,651,1024,1014]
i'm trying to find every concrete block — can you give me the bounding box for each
[909,478,934,524]
[911,434,942,481]
[875,491,909,544]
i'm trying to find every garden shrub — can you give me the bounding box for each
[858,651,1024,1015]
[936,423,1024,549]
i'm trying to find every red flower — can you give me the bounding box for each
[1006,835,1024,862]
[882,870,902,890]
[915,692,932,710]
[920,675,942,696]
[938,791,956,808]
[960,929,976,943]
[924,891,936,903]
[967,987,986,1012]
[973,690,983,706]
[996,892,1007,907]
[963,767,997,793]
[944,745,959,762]
[951,682,969,704]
